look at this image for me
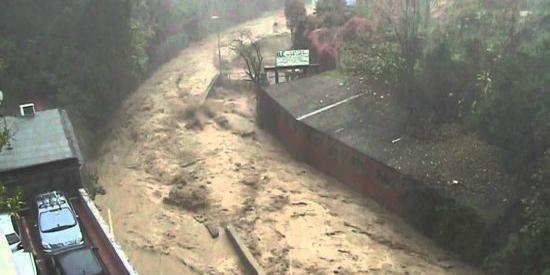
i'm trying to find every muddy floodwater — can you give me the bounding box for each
[93,8,480,275]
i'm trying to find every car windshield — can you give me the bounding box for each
[40,207,77,233]
[5,233,20,245]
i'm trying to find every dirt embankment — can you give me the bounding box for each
[92,8,480,275]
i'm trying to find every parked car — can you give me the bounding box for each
[50,246,106,275]
[0,213,23,252]
[35,191,84,253]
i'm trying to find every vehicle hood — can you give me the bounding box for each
[40,225,83,251]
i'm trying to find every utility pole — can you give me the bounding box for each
[211,16,222,75]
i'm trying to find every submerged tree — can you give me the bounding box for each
[230,32,265,86]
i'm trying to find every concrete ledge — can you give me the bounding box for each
[225,225,265,275]
[79,189,138,275]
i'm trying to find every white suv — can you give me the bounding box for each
[0,213,38,275]
[0,213,22,252]
[35,191,84,253]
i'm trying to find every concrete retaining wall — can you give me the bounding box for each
[256,87,405,214]
[256,85,499,265]
[78,189,138,275]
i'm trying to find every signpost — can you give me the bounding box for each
[312,0,356,7]
[275,50,310,67]
[211,16,222,75]
[265,49,317,84]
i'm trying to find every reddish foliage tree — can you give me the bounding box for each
[307,16,378,70]
[283,0,379,70]
[308,28,342,69]
[341,17,375,42]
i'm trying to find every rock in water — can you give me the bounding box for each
[163,184,209,210]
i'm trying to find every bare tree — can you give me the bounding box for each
[230,35,264,86]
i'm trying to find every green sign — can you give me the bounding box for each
[276,49,310,67]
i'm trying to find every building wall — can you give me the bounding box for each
[0,159,82,198]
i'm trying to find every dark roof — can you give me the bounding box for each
[0,109,80,173]
[265,73,515,205]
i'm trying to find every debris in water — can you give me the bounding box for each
[205,223,219,238]
[163,184,209,210]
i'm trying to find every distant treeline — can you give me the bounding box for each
[0,0,282,154]
[140,0,284,65]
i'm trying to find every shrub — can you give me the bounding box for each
[82,167,106,200]
[0,185,24,217]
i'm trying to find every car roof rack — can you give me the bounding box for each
[37,191,67,209]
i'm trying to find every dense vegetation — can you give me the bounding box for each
[285,0,549,273]
[0,0,281,154]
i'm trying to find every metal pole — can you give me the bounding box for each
[108,208,114,238]
[217,25,222,75]
[211,15,222,75]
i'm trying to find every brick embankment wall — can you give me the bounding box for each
[256,87,404,213]
[256,87,495,265]
[76,190,138,275]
